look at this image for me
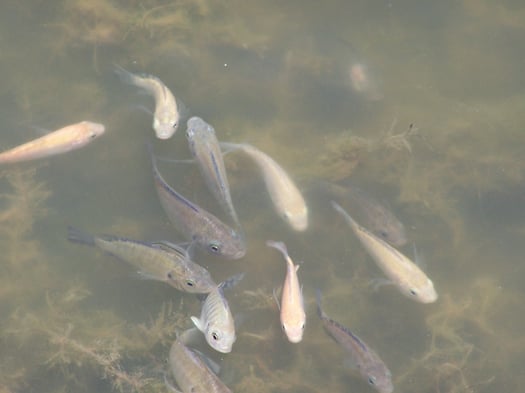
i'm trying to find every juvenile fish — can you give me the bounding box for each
[316,290,393,393]
[114,64,179,139]
[332,201,437,303]
[148,145,246,259]
[320,181,407,246]
[67,226,216,294]
[186,117,240,227]
[168,337,232,393]
[0,121,105,164]
[220,142,308,231]
[266,240,305,343]
[190,273,244,353]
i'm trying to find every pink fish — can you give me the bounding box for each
[0,121,105,164]
[267,240,305,343]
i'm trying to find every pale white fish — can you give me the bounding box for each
[266,240,305,343]
[220,142,308,231]
[114,64,179,139]
[190,273,244,353]
[332,201,437,303]
[0,121,105,164]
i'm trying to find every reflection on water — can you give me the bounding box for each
[1,0,525,392]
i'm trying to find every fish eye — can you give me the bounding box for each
[211,331,220,341]
[89,132,97,139]
[409,288,418,296]
[167,272,173,280]
[173,122,178,128]
[208,242,221,254]
[378,230,388,239]
[185,280,195,287]
[368,376,377,386]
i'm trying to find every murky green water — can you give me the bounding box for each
[1,1,524,392]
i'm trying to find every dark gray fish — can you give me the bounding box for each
[320,181,407,246]
[316,290,393,393]
[148,145,246,259]
[186,117,240,227]
[67,226,216,294]
[168,337,232,393]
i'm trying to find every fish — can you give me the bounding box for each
[316,289,393,393]
[67,226,216,294]
[185,117,240,227]
[168,336,232,393]
[114,64,179,139]
[0,121,105,164]
[266,240,305,343]
[220,142,308,231]
[332,201,437,303]
[318,181,407,246]
[190,273,244,353]
[348,62,384,101]
[148,144,246,259]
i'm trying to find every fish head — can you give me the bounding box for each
[185,116,215,141]
[364,369,394,393]
[283,206,308,232]
[402,277,438,304]
[374,223,407,247]
[153,109,178,139]
[205,230,246,259]
[166,269,216,294]
[205,326,236,353]
[282,319,305,343]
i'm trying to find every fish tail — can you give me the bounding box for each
[315,288,326,319]
[113,63,137,86]
[331,200,357,227]
[220,272,245,291]
[67,226,95,246]
[266,240,288,257]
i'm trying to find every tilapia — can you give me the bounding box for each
[332,201,437,303]
[190,273,244,353]
[67,226,216,294]
[316,290,393,393]
[114,64,179,139]
[220,142,308,231]
[319,181,407,246]
[267,240,305,343]
[168,337,232,393]
[148,145,246,259]
[186,117,240,227]
[0,121,105,164]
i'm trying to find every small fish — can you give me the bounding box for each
[168,337,232,393]
[319,181,407,246]
[0,121,105,164]
[186,117,240,227]
[190,273,244,353]
[332,201,437,303]
[67,226,216,294]
[316,290,393,393]
[148,144,246,259]
[220,142,308,231]
[266,240,305,343]
[114,64,179,139]
[348,62,383,101]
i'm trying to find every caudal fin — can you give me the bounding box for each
[67,226,95,246]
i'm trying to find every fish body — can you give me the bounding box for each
[168,337,232,393]
[316,290,393,393]
[148,146,246,259]
[320,181,407,246]
[0,121,105,164]
[67,227,216,294]
[190,273,244,353]
[114,65,179,139]
[267,240,305,343]
[220,142,308,231]
[186,117,240,227]
[332,201,437,303]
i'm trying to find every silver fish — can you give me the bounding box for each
[190,273,244,353]
[186,117,240,227]
[267,240,305,343]
[220,142,308,231]
[0,121,105,164]
[316,290,393,393]
[148,145,246,259]
[114,64,179,139]
[332,201,437,303]
[319,181,407,246]
[67,227,216,294]
[168,337,232,393]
